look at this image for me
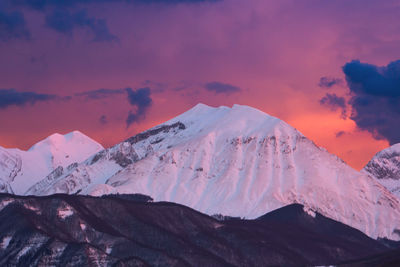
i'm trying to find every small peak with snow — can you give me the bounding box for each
[46,132,64,140]
[63,130,100,144]
[1,130,104,194]
[64,130,86,140]
[28,131,103,152]
[29,133,64,151]
[190,103,216,112]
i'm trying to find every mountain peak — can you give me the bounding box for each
[231,103,266,114]
[29,130,103,152]
[190,103,219,112]
[165,103,288,139]
[64,130,87,140]
[184,103,274,119]
[0,131,104,195]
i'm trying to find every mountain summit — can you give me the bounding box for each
[18,104,400,240]
[0,131,103,194]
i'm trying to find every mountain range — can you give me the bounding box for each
[1,104,400,245]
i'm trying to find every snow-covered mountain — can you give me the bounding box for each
[25,104,400,240]
[363,144,400,199]
[0,131,104,194]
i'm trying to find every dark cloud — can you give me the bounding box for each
[99,115,107,125]
[10,0,217,10]
[320,93,346,109]
[343,59,400,144]
[0,8,30,41]
[45,8,118,42]
[318,76,343,88]
[0,89,56,109]
[75,88,125,100]
[319,93,347,118]
[204,82,241,94]
[72,87,153,128]
[125,87,152,127]
[343,60,400,97]
[131,0,219,3]
[2,0,217,42]
[0,86,152,129]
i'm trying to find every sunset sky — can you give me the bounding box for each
[1,0,400,170]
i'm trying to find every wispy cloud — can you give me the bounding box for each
[45,8,118,42]
[75,88,125,100]
[319,93,347,119]
[318,77,343,88]
[204,82,241,94]
[0,89,57,109]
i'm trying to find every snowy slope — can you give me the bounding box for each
[363,144,400,198]
[0,131,104,194]
[26,104,400,240]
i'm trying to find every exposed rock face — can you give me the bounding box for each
[90,142,139,167]
[125,122,186,145]
[0,194,388,266]
[363,143,400,198]
[0,148,21,194]
[364,144,400,180]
